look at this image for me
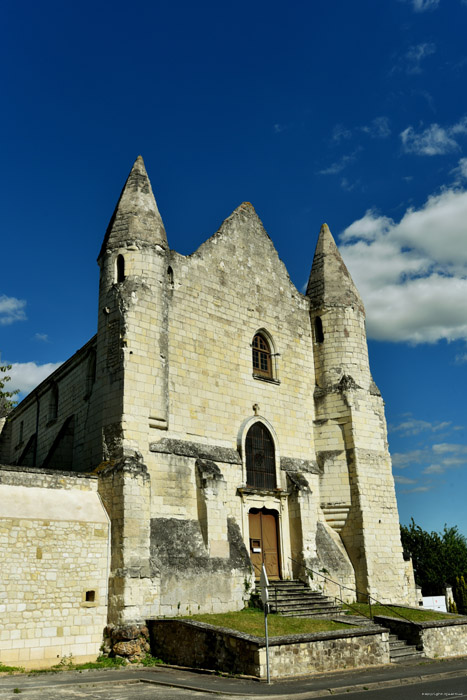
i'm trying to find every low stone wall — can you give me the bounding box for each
[374,615,467,659]
[149,619,390,678]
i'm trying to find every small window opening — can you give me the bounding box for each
[48,383,59,423]
[85,590,95,602]
[19,421,24,443]
[167,266,174,289]
[116,255,125,283]
[315,316,324,343]
[252,334,272,378]
[85,350,96,398]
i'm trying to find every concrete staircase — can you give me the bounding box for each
[259,580,342,618]
[336,614,425,663]
[388,633,425,663]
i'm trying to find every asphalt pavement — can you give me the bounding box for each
[1,655,467,699]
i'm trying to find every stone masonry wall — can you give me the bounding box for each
[0,467,109,669]
[0,338,102,471]
[149,619,390,678]
[374,615,467,659]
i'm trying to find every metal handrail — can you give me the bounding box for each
[289,556,415,624]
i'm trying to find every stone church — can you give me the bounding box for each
[0,156,416,665]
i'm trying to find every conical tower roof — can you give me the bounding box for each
[306,223,364,313]
[98,156,167,259]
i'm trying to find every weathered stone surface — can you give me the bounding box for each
[280,457,319,474]
[149,619,390,678]
[0,158,417,654]
[0,467,109,669]
[150,439,242,464]
[374,614,467,659]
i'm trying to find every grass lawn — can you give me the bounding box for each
[181,608,353,636]
[343,603,456,622]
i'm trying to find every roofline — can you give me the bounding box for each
[8,335,97,420]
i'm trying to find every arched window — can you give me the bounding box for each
[252,333,272,378]
[246,422,276,489]
[116,255,125,283]
[314,316,324,343]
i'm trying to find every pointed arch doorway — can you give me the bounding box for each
[249,508,280,580]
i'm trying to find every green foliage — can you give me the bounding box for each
[136,654,163,667]
[400,519,467,596]
[0,363,19,418]
[448,598,458,614]
[454,576,467,615]
[343,602,454,621]
[73,656,126,670]
[0,663,24,673]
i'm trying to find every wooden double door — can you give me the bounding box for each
[249,508,280,580]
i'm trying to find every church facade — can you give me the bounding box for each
[0,156,416,633]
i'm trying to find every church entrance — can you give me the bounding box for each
[248,508,280,580]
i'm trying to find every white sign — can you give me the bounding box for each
[422,596,447,612]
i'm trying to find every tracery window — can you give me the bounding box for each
[252,333,272,378]
[245,422,276,490]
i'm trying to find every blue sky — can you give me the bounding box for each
[1,0,467,535]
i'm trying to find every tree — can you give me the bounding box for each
[401,519,467,596]
[0,363,19,418]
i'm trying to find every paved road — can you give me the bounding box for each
[1,657,467,700]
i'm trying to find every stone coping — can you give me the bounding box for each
[150,618,386,647]
[149,439,242,464]
[0,464,97,482]
[374,614,467,630]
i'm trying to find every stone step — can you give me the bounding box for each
[279,609,341,618]
[390,647,425,662]
[269,596,340,606]
[255,580,343,619]
[271,605,339,615]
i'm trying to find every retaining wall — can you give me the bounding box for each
[374,615,467,659]
[148,619,390,678]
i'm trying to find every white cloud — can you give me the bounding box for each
[332,124,352,143]
[432,443,467,455]
[401,124,458,155]
[423,464,445,474]
[401,485,434,493]
[8,361,63,395]
[405,43,436,75]
[360,116,391,139]
[401,117,467,156]
[394,475,417,484]
[340,187,467,343]
[319,148,362,175]
[0,295,27,325]
[401,0,440,11]
[390,418,452,436]
[34,333,49,343]
[391,449,429,468]
[451,157,467,182]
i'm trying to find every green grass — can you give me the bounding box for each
[72,656,127,670]
[4,655,163,676]
[343,603,456,622]
[181,608,353,636]
[0,664,24,674]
